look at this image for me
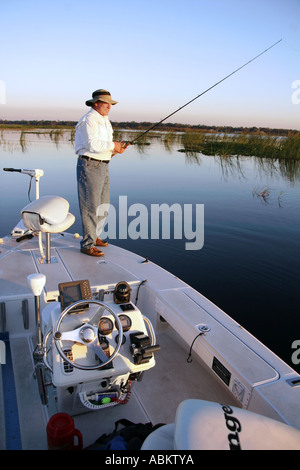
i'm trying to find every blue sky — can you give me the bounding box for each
[1,0,299,129]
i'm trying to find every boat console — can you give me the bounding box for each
[40,280,160,416]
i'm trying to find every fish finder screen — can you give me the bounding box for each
[58,280,92,312]
[63,285,81,305]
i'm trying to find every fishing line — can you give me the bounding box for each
[129,39,282,145]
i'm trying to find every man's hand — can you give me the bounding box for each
[113,141,130,154]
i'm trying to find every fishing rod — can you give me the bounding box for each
[129,39,282,145]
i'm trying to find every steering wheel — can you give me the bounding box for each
[53,300,123,370]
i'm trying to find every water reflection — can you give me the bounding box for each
[0,128,74,153]
[1,129,300,184]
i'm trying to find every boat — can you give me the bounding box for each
[0,166,300,451]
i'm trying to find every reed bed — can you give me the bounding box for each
[1,127,299,160]
[278,132,300,159]
[178,131,300,160]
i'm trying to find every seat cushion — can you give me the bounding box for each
[174,399,300,450]
[21,196,75,232]
[40,212,75,233]
[22,196,70,225]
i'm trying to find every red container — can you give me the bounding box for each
[46,413,83,450]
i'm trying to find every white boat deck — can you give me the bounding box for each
[0,232,238,449]
[3,329,238,449]
[1,231,300,449]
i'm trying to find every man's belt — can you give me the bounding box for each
[79,155,109,164]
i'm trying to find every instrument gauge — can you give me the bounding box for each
[98,336,110,358]
[98,317,114,336]
[115,314,132,332]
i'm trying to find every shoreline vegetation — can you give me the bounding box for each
[0,119,298,135]
[0,120,299,159]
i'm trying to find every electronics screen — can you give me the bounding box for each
[58,280,92,312]
[62,284,82,305]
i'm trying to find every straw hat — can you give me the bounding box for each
[85,89,118,106]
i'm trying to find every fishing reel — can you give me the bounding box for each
[121,141,131,149]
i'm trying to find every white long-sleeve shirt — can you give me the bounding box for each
[75,108,115,161]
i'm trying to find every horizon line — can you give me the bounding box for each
[0,119,298,133]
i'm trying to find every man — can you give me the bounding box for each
[75,89,128,256]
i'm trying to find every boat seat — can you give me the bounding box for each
[21,195,75,263]
[21,195,75,233]
[141,399,300,450]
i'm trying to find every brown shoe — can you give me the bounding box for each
[95,238,108,247]
[81,247,104,257]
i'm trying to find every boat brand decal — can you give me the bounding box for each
[221,404,242,450]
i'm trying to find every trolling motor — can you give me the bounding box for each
[3,167,44,199]
[3,167,75,264]
[3,167,44,239]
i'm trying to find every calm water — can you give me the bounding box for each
[1,130,300,372]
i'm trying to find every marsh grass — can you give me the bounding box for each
[178,131,300,160]
[49,129,64,145]
[163,132,181,152]
[252,186,284,207]
[15,128,71,149]
[19,130,27,152]
[1,126,299,162]
[278,132,300,159]
[252,186,271,204]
